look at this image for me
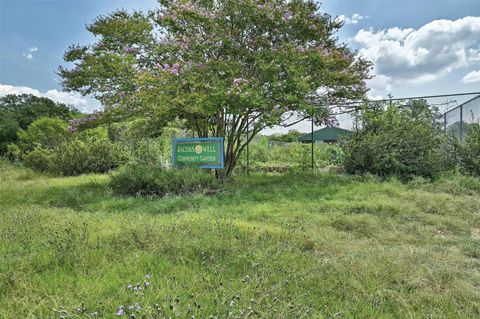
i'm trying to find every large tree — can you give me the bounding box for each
[59,0,371,176]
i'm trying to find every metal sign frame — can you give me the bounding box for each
[171,137,224,169]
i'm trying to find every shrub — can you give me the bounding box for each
[458,124,480,176]
[22,146,55,172]
[17,117,68,152]
[23,135,130,175]
[342,101,453,180]
[110,165,218,197]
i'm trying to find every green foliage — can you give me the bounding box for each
[0,117,20,154]
[237,137,343,173]
[458,124,480,176]
[21,146,55,172]
[342,101,453,180]
[17,117,68,152]
[23,134,130,176]
[266,130,303,143]
[0,94,76,154]
[59,1,371,175]
[110,165,217,196]
[446,121,478,140]
[111,122,180,166]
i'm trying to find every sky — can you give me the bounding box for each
[0,0,479,131]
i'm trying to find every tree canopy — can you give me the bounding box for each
[0,94,77,154]
[59,0,371,175]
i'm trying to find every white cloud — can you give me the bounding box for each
[0,84,101,113]
[353,17,480,93]
[22,46,38,60]
[337,13,369,25]
[462,70,480,83]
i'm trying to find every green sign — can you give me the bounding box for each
[172,138,224,168]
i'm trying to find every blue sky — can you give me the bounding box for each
[1,0,479,113]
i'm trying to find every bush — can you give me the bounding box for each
[342,101,453,180]
[22,146,55,172]
[17,117,68,152]
[458,124,480,176]
[23,135,130,175]
[110,165,218,197]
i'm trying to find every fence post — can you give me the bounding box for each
[311,115,314,170]
[443,113,447,133]
[460,104,463,142]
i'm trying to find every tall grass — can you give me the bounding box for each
[0,161,479,318]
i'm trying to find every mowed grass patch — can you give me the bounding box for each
[1,162,480,318]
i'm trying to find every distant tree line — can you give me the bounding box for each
[0,94,78,155]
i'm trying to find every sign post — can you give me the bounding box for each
[172,137,224,169]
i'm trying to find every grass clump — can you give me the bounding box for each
[110,164,218,197]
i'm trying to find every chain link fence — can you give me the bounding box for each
[246,92,480,173]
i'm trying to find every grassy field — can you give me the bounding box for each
[1,161,480,318]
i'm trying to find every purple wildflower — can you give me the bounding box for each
[233,78,243,85]
[67,126,77,133]
[283,11,292,21]
[145,274,151,279]
[116,306,124,316]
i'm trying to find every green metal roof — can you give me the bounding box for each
[297,127,352,142]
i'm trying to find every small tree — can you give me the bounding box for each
[59,0,371,176]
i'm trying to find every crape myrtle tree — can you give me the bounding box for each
[59,0,371,176]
